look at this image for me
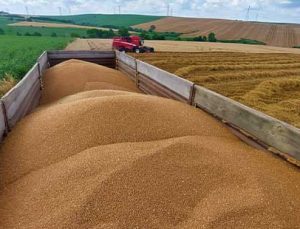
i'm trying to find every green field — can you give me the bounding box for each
[0,35,72,95]
[0,13,270,96]
[0,16,74,95]
[0,13,168,95]
[40,14,165,27]
[1,15,179,40]
[1,16,89,37]
[0,35,72,80]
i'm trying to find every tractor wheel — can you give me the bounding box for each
[134,48,140,53]
[119,47,125,52]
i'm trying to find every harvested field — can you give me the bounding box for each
[0,60,299,228]
[9,21,115,31]
[66,38,300,54]
[132,52,300,128]
[134,17,300,48]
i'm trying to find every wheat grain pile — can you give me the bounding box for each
[0,60,299,228]
[40,59,140,104]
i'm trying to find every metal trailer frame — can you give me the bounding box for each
[0,50,299,165]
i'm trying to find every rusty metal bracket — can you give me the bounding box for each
[135,60,139,87]
[37,62,44,90]
[189,84,196,106]
[1,100,10,134]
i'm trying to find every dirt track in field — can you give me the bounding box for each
[132,52,300,128]
[66,38,300,54]
[134,17,300,48]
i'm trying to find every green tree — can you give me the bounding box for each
[208,32,217,42]
[0,28,5,35]
[107,29,115,38]
[51,32,57,37]
[118,27,130,37]
[194,36,205,42]
[16,32,22,36]
[33,32,42,36]
[87,29,100,38]
[87,29,115,38]
[149,25,156,32]
[70,33,80,38]
[152,32,165,40]
[141,30,150,40]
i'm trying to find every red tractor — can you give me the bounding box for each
[112,36,154,53]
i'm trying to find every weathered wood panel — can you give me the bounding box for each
[1,63,41,128]
[139,74,189,103]
[48,50,116,68]
[116,51,136,69]
[138,84,156,96]
[117,61,136,82]
[26,84,40,115]
[194,85,300,160]
[137,60,193,100]
[37,51,49,75]
[48,50,115,59]
[9,80,41,127]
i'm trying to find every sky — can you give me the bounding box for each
[1,0,300,24]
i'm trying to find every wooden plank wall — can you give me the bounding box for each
[116,51,300,162]
[194,86,300,160]
[137,61,193,103]
[116,51,194,104]
[48,51,116,68]
[0,53,49,137]
[1,63,41,129]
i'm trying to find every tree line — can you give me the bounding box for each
[193,33,217,42]
[85,27,179,40]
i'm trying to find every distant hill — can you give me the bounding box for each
[4,12,300,48]
[0,11,9,16]
[39,14,165,27]
[134,17,300,48]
